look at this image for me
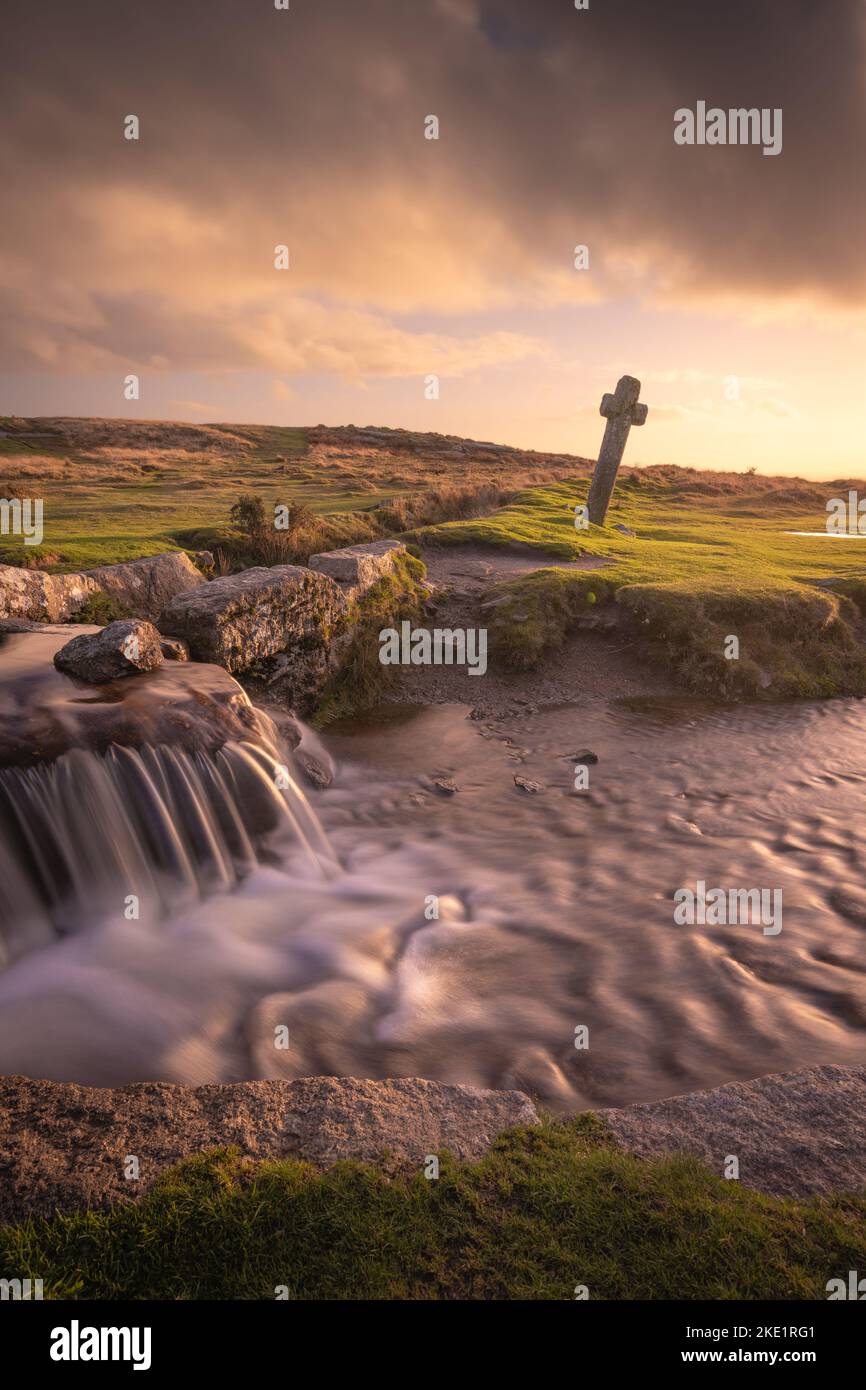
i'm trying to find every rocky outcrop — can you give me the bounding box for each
[601,1064,866,1198]
[309,538,404,595]
[0,564,99,621]
[53,619,164,682]
[0,1075,539,1224]
[84,551,205,621]
[158,541,417,711]
[159,564,347,675]
[0,552,205,625]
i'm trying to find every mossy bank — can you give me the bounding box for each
[416,470,866,700]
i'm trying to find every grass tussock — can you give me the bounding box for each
[175,484,515,576]
[2,1117,864,1300]
[374,481,516,531]
[174,510,383,573]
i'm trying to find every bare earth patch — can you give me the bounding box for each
[389,543,675,716]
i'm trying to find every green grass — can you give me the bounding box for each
[2,1117,864,1300]
[415,475,866,698]
[0,426,406,570]
[5,419,866,700]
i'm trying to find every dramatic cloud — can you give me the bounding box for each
[1,0,864,379]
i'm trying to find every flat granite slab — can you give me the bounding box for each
[1,1065,863,1227]
[601,1064,866,1199]
[0,1074,538,1226]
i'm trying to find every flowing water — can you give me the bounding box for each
[1,627,865,1107]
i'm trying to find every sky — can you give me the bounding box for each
[1,0,865,475]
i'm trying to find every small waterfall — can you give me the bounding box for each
[0,738,336,966]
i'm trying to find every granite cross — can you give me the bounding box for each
[586,375,648,526]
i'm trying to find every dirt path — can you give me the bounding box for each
[388,544,677,718]
[419,544,610,589]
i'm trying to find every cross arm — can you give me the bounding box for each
[599,375,645,421]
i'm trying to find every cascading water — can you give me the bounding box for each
[0,736,336,966]
[3,625,866,1106]
[0,625,351,1085]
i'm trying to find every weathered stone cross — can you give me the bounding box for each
[586,375,648,526]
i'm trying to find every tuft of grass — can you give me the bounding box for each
[419,479,866,698]
[2,1116,864,1300]
[372,482,516,532]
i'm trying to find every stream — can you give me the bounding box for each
[1,626,865,1109]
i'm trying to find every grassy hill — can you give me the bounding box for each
[3,416,866,699]
[0,417,584,569]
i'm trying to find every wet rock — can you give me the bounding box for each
[0,1074,539,1223]
[513,774,543,793]
[295,748,333,789]
[0,618,45,634]
[158,565,348,674]
[570,749,599,765]
[84,552,206,622]
[0,626,277,767]
[159,636,189,661]
[54,619,164,682]
[253,627,355,715]
[0,563,99,622]
[432,775,458,795]
[262,708,303,751]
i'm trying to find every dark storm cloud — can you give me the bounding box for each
[1,0,863,373]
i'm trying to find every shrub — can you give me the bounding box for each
[68,592,128,625]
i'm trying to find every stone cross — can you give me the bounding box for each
[586,375,648,526]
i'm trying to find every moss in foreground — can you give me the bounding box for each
[2,1117,865,1300]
